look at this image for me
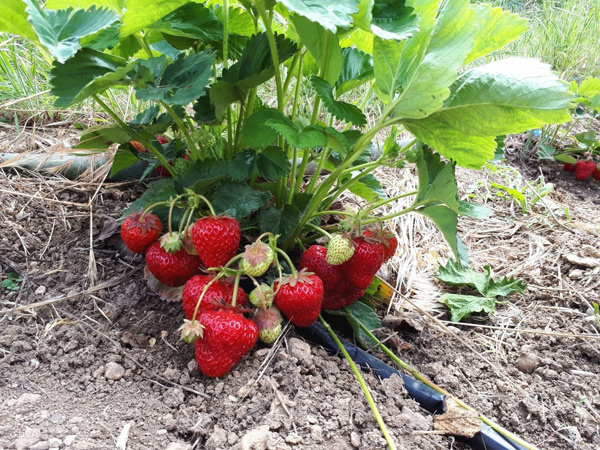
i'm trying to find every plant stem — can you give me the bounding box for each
[256,3,283,111]
[288,146,298,204]
[92,94,176,177]
[365,191,419,212]
[350,316,540,450]
[195,194,217,216]
[274,248,297,278]
[136,33,155,58]
[231,271,242,307]
[361,204,419,226]
[305,147,329,193]
[306,223,332,239]
[290,52,305,122]
[293,149,311,196]
[319,315,397,450]
[160,101,200,160]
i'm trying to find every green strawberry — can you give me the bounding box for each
[249,283,274,308]
[240,241,274,277]
[326,234,355,265]
[253,306,283,344]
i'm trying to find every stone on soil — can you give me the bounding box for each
[515,352,539,374]
[104,361,125,380]
[288,337,311,361]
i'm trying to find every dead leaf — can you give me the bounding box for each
[382,312,427,332]
[564,254,600,269]
[433,398,481,438]
[144,266,184,302]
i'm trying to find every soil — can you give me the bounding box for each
[1,141,599,450]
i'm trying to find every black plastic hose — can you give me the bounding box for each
[298,323,528,450]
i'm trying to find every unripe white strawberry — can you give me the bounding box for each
[249,283,274,308]
[326,234,355,265]
[241,241,274,277]
[253,306,283,344]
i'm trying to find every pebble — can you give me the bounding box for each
[30,442,50,450]
[163,387,185,408]
[205,426,228,449]
[350,432,361,448]
[284,433,302,444]
[187,359,200,377]
[234,425,271,450]
[63,435,76,446]
[165,443,191,450]
[515,353,539,374]
[48,438,62,448]
[104,362,125,380]
[34,286,47,297]
[48,413,63,424]
[16,393,42,406]
[568,269,584,279]
[288,337,311,361]
[163,367,181,382]
[14,427,41,450]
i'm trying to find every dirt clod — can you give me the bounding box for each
[104,361,125,380]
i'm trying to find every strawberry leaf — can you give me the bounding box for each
[439,294,496,322]
[213,183,270,220]
[259,205,302,241]
[342,301,381,348]
[278,0,359,33]
[311,76,366,126]
[437,259,491,296]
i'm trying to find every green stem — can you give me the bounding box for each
[274,248,297,278]
[288,146,298,204]
[350,315,540,450]
[282,52,300,94]
[191,273,225,322]
[257,3,283,111]
[293,149,311,196]
[305,147,329,194]
[160,101,200,160]
[290,52,305,122]
[310,210,356,218]
[324,166,378,210]
[136,33,155,58]
[366,191,419,212]
[231,271,242,307]
[319,315,397,450]
[306,223,332,239]
[195,194,217,216]
[178,207,192,235]
[92,94,176,177]
[361,204,419,226]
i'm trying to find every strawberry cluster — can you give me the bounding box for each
[121,205,398,378]
[299,228,398,310]
[563,159,600,181]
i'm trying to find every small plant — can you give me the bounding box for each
[2,272,23,292]
[436,259,526,322]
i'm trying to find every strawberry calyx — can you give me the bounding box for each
[179,318,205,343]
[126,209,162,234]
[243,241,273,267]
[160,232,183,253]
[280,268,316,288]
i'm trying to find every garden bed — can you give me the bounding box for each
[1,152,598,449]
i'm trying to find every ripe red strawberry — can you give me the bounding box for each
[195,309,258,377]
[182,275,230,320]
[575,160,596,180]
[563,162,576,172]
[363,228,398,262]
[341,237,384,290]
[594,169,600,181]
[130,141,147,153]
[273,270,323,327]
[322,285,365,310]
[155,134,169,144]
[121,211,163,253]
[191,216,241,268]
[299,245,343,292]
[145,241,200,287]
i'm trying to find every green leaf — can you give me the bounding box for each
[348,173,386,202]
[439,294,496,322]
[258,205,302,241]
[465,4,528,64]
[123,178,179,225]
[213,183,271,220]
[214,5,255,37]
[46,0,123,12]
[291,15,342,85]
[311,76,366,126]
[0,0,38,41]
[335,47,373,98]
[50,48,131,107]
[404,58,573,169]
[208,81,242,121]
[554,153,578,164]
[577,77,600,99]
[437,259,491,296]
[110,148,139,177]
[343,301,382,348]
[458,201,491,219]
[75,124,130,149]
[415,147,459,213]
[133,51,215,105]
[387,0,476,115]
[486,276,526,298]
[193,95,217,124]
[255,147,291,181]
[370,0,418,40]
[24,1,119,63]
[242,109,281,148]
[222,32,298,91]
[265,113,327,148]
[277,0,359,32]
[230,150,257,181]
[147,3,222,43]
[120,0,189,37]
[419,205,458,257]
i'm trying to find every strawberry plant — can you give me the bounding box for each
[1,1,574,447]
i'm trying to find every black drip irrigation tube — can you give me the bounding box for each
[298,323,528,450]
